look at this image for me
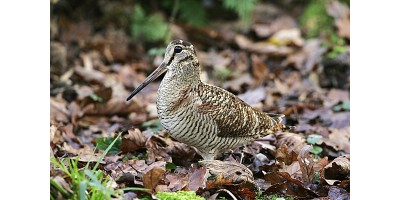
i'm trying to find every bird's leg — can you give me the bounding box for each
[239,152,244,164]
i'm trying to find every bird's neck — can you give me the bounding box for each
[163,60,202,88]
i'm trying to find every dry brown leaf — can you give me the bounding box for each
[143,166,166,192]
[120,128,147,153]
[197,51,231,70]
[166,173,189,192]
[237,86,266,106]
[269,28,304,46]
[50,98,70,123]
[74,66,105,83]
[235,34,293,55]
[76,153,106,164]
[252,16,297,38]
[222,73,253,93]
[323,127,350,153]
[264,171,318,198]
[188,166,207,191]
[50,125,65,145]
[279,161,301,179]
[326,0,350,39]
[62,143,93,155]
[325,89,349,107]
[67,102,82,125]
[105,29,130,61]
[167,142,197,166]
[250,55,268,87]
[323,155,350,185]
[275,144,299,166]
[297,145,315,184]
[282,39,326,75]
[84,98,143,116]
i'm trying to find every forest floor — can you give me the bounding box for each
[50,1,350,199]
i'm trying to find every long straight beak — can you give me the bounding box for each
[126,62,168,101]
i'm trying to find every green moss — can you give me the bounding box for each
[156,191,205,200]
[299,0,348,58]
[267,194,294,200]
[299,0,333,39]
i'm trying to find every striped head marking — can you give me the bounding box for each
[163,40,197,69]
[126,40,198,101]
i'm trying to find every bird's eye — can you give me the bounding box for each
[174,46,183,53]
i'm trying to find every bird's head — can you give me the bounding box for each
[126,40,199,101]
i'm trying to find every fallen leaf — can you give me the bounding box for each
[166,173,188,192]
[282,39,326,75]
[279,161,301,179]
[250,55,268,86]
[143,165,166,192]
[61,143,93,156]
[74,65,105,84]
[269,28,304,46]
[275,144,299,166]
[252,16,297,38]
[323,155,350,185]
[120,128,147,153]
[50,98,70,123]
[188,166,207,191]
[298,145,315,184]
[326,0,350,39]
[84,98,143,116]
[325,89,349,107]
[237,86,266,106]
[197,51,231,70]
[323,127,350,153]
[264,172,318,198]
[222,73,253,93]
[235,34,293,55]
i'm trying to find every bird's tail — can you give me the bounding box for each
[267,113,295,131]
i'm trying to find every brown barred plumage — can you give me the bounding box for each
[126,40,289,160]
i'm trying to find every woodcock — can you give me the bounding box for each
[126,40,289,160]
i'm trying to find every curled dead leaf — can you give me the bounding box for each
[50,98,70,123]
[323,127,350,153]
[166,172,189,192]
[323,155,350,185]
[275,144,298,166]
[297,145,315,184]
[120,128,146,153]
[74,65,105,84]
[264,171,318,198]
[143,164,166,192]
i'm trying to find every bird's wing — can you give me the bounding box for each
[196,84,280,138]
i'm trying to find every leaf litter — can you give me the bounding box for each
[50,0,350,199]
